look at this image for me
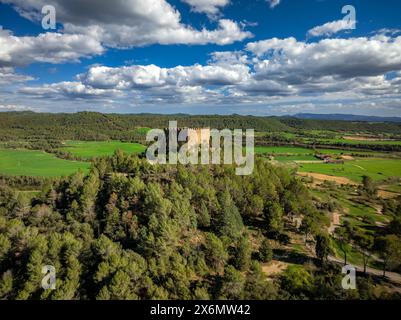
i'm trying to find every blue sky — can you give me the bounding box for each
[1,0,401,115]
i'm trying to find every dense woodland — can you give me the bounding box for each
[2,112,401,142]
[1,152,401,300]
[1,112,401,300]
[2,112,401,157]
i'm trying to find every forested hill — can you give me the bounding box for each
[0,112,287,141]
[1,111,401,141]
[294,113,401,123]
[0,153,364,300]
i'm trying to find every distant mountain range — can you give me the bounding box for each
[293,113,401,123]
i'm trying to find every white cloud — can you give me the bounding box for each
[182,0,230,17]
[246,36,401,79]
[1,0,251,48]
[267,0,281,9]
[9,35,401,115]
[18,61,250,101]
[0,104,32,111]
[61,18,252,48]
[308,19,352,37]
[0,67,34,84]
[79,62,251,89]
[0,28,104,67]
[374,28,401,37]
[19,81,121,99]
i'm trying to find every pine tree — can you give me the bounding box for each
[235,234,252,271]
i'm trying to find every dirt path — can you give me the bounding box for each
[341,155,354,160]
[343,136,389,141]
[298,172,357,185]
[261,260,289,279]
[328,211,341,235]
[324,208,401,285]
[328,256,401,285]
[294,161,323,164]
[378,189,401,199]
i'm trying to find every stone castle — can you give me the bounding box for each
[164,127,211,150]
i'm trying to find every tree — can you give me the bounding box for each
[258,237,273,263]
[0,234,11,264]
[97,271,138,300]
[197,201,211,228]
[300,212,329,244]
[376,235,401,277]
[13,193,31,219]
[362,175,377,197]
[280,265,313,298]
[264,202,283,234]
[218,265,245,300]
[315,234,331,265]
[79,171,100,224]
[0,270,13,299]
[243,261,277,300]
[395,203,401,217]
[247,195,264,219]
[193,286,210,300]
[235,234,252,271]
[204,233,228,275]
[336,227,351,265]
[217,190,244,240]
[389,216,401,236]
[300,215,314,244]
[355,232,374,274]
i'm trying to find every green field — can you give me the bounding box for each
[254,146,389,164]
[298,158,401,182]
[60,141,146,158]
[255,145,384,156]
[303,137,401,146]
[255,146,316,155]
[275,155,318,162]
[0,148,90,177]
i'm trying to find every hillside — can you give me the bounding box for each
[2,112,401,143]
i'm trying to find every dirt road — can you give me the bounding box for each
[328,255,401,285]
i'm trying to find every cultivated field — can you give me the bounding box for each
[0,148,90,177]
[59,141,146,158]
[298,158,401,182]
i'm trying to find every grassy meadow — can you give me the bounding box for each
[60,141,146,158]
[298,158,401,182]
[0,148,90,177]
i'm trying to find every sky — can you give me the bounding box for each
[0,0,401,116]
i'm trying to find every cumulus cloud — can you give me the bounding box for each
[18,61,250,103]
[374,28,401,36]
[0,28,104,67]
[19,81,121,99]
[1,0,251,48]
[2,0,401,115]
[246,36,401,79]
[267,0,281,9]
[0,104,32,111]
[67,19,252,48]
[0,67,34,84]
[182,0,230,17]
[308,19,353,37]
[78,63,250,89]
[11,34,401,114]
